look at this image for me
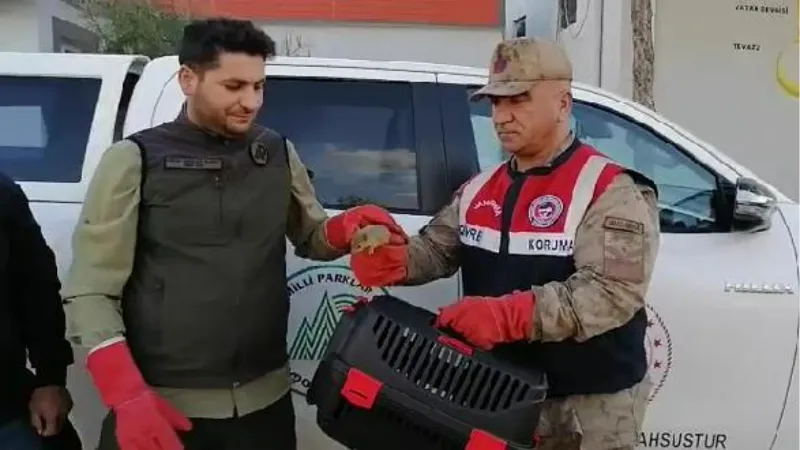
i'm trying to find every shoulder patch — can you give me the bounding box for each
[249,141,270,165]
[251,127,288,166]
[603,216,644,234]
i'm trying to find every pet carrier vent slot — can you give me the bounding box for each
[370,314,534,412]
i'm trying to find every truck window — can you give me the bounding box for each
[449,85,724,233]
[257,78,419,212]
[570,102,722,233]
[0,75,100,183]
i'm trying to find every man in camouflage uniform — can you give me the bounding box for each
[349,38,660,450]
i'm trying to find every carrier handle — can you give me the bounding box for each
[436,335,474,356]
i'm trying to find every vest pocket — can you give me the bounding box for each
[142,201,235,247]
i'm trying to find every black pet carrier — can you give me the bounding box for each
[306,294,548,450]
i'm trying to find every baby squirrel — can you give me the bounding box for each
[350,225,392,254]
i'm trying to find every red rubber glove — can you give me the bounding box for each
[324,205,406,251]
[86,340,192,450]
[434,291,536,350]
[351,238,409,287]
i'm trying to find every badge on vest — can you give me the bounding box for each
[528,195,564,227]
[250,141,269,165]
[164,156,223,171]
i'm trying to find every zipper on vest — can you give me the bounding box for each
[232,346,242,388]
[499,177,525,255]
[213,173,223,225]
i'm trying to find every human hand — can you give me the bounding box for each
[435,291,536,350]
[87,340,191,450]
[114,391,191,450]
[29,386,72,437]
[325,205,407,251]
[350,229,409,287]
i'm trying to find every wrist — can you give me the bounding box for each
[503,290,536,341]
[323,216,350,251]
[507,289,534,302]
[86,338,149,408]
[33,365,68,388]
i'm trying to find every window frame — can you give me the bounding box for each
[571,100,735,233]
[513,16,527,37]
[255,76,448,217]
[148,65,452,216]
[437,82,736,233]
[0,74,102,184]
[0,54,147,204]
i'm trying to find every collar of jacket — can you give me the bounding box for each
[173,103,260,146]
[507,131,578,177]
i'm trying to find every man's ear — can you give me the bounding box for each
[558,89,573,123]
[177,64,199,96]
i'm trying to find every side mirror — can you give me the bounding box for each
[731,177,777,232]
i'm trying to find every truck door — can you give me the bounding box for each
[0,53,148,448]
[147,62,460,449]
[436,74,799,450]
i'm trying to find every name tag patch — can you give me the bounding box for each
[603,216,644,234]
[164,156,223,171]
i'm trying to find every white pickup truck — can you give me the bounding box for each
[0,52,797,450]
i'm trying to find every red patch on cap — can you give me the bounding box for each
[493,56,508,73]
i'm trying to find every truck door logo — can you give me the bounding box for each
[724,282,794,294]
[645,304,673,402]
[286,264,390,396]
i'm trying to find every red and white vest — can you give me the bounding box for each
[456,140,651,397]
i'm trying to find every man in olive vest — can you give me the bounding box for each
[61,18,403,450]
[349,38,660,450]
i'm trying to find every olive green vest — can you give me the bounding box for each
[122,114,290,389]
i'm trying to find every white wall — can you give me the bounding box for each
[41,0,93,52]
[0,0,41,52]
[557,0,604,88]
[505,0,798,199]
[591,0,634,100]
[258,21,503,68]
[0,0,92,53]
[504,0,635,98]
[653,0,799,199]
[504,0,527,30]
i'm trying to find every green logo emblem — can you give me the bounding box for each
[289,291,361,360]
[287,265,389,395]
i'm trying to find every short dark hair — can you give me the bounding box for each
[178,18,276,69]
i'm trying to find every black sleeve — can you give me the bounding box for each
[4,178,74,387]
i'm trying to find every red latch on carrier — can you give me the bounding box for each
[342,296,370,314]
[437,335,474,356]
[465,429,508,450]
[340,368,383,410]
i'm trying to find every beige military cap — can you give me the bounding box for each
[471,37,573,99]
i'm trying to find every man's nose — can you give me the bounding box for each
[240,88,263,111]
[493,104,513,124]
